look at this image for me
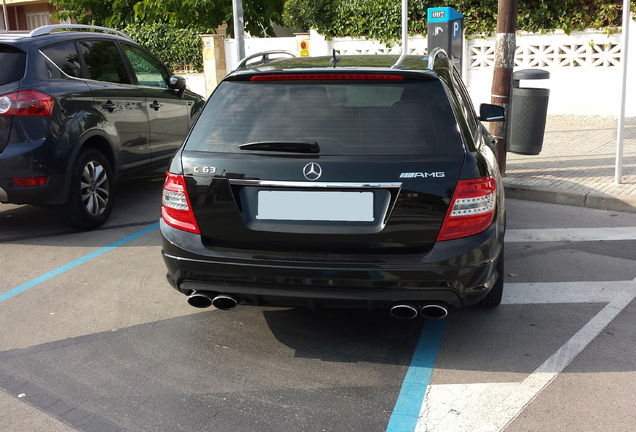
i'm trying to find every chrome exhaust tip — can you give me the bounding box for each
[389,303,420,320]
[187,291,215,308]
[420,304,448,320]
[211,294,240,311]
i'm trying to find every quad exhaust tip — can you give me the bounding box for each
[187,293,447,318]
[187,292,240,310]
[390,303,448,320]
[211,294,240,310]
[420,304,448,320]
[389,303,420,320]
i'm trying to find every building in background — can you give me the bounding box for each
[1,0,68,31]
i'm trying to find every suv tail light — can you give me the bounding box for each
[436,176,497,241]
[0,90,54,117]
[11,177,47,187]
[162,172,200,234]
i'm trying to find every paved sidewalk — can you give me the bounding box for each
[503,115,636,213]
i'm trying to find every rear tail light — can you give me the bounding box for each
[437,176,497,241]
[0,90,54,117]
[11,177,47,187]
[161,172,200,234]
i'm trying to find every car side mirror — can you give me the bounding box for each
[169,75,186,97]
[479,103,505,122]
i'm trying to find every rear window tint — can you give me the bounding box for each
[0,45,26,86]
[185,80,464,156]
[41,42,82,78]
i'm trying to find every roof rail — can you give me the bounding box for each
[427,47,449,70]
[0,31,30,40]
[29,25,132,41]
[235,50,296,71]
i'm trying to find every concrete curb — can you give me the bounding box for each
[504,184,636,214]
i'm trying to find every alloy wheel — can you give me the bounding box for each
[80,160,110,216]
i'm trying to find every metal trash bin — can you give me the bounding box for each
[507,69,550,155]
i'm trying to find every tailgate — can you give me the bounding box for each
[182,152,464,255]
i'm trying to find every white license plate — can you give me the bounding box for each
[257,191,374,222]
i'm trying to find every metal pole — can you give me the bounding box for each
[489,0,519,175]
[615,0,630,184]
[2,0,9,33]
[232,0,245,61]
[392,0,408,68]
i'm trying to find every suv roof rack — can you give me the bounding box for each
[427,47,449,70]
[0,31,30,40]
[235,50,296,71]
[29,24,132,41]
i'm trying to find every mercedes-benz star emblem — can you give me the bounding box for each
[303,162,322,181]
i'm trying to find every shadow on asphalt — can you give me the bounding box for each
[0,171,165,243]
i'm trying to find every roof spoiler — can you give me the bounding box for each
[234,50,296,71]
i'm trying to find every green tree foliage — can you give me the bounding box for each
[283,0,636,41]
[51,0,285,37]
[50,0,286,71]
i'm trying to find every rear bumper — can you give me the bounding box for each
[0,175,70,205]
[160,217,505,309]
[0,134,71,205]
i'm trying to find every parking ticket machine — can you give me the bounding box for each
[427,7,464,71]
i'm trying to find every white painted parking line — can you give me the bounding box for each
[503,281,634,304]
[505,227,636,243]
[416,278,636,432]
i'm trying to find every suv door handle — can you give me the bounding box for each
[150,101,162,111]
[101,101,116,113]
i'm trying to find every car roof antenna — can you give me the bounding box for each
[330,49,340,68]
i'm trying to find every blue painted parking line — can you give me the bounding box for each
[387,318,446,432]
[0,223,159,304]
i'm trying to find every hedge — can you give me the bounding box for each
[122,1,636,70]
[124,24,210,72]
[283,0,636,42]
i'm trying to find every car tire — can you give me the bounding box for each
[479,244,504,308]
[60,148,114,229]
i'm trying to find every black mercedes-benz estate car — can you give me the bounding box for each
[160,50,506,319]
[0,24,205,228]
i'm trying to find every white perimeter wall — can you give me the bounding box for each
[464,30,635,116]
[190,26,636,117]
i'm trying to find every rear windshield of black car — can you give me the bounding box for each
[184,79,464,156]
[0,45,26,86]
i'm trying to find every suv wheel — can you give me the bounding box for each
[60,149,114,229]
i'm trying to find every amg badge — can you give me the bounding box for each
[400,172,445,178]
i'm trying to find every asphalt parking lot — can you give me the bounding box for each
[1,172,635,432]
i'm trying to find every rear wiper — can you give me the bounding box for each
[238,140,320,154]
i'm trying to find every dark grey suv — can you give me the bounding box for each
[0,25,205,228]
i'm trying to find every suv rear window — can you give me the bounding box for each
[0,45,26,86]
[185,79,464,156]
